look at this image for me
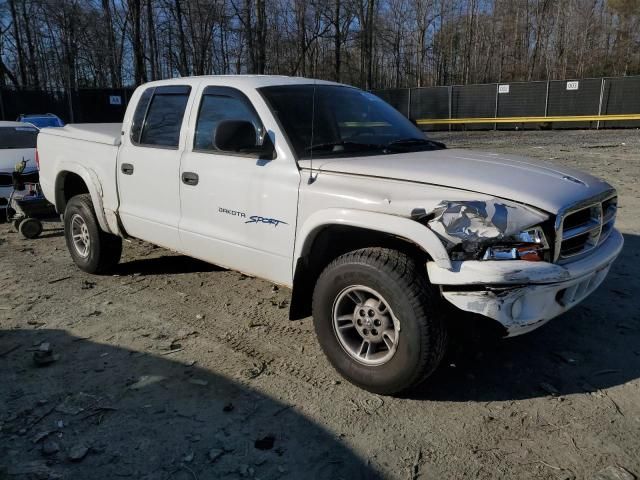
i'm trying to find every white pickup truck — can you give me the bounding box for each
[37,76,623,394]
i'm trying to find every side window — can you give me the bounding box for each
[259,86,313,157]
[131,85,191,148]
[129,87,153,144]
[194,87,263,153]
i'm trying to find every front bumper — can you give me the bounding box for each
[427,228,624,336]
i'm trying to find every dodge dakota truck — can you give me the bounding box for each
[37,76,623,394]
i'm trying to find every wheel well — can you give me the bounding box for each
[289,225,431,320]
[55,171,89,214]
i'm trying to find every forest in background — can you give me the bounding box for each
[1,0,639,92]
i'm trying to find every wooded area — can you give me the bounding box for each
[1,0,639,91]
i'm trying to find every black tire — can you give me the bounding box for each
[64,194,122,274]
[312,248,448,395]
[19,218,43,239]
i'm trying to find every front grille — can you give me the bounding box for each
[555,193,617,262]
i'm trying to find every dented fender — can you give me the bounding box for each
[294,208,452,271]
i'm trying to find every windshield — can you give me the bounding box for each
[260,84,443,159]
[0,126,38,149]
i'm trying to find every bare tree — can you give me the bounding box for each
[0,0,639,90]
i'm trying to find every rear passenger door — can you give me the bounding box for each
[117,85,194,250]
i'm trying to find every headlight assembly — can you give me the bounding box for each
[482,226,549,261]
[419,199,551,261]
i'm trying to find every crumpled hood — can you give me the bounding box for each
[300,148,615,213]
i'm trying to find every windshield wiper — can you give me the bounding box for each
[387,138,446,149]
[305,140,389,153]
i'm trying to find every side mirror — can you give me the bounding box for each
[214,120,273,158]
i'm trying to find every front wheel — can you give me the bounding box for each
[312,248,448,395]
[64,194,122,274]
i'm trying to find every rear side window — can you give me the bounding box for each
[131,85,191,148]
[0,127,38,149]
[129,88,153,144]
[194,86,263,153]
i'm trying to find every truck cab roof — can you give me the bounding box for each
[138,75,345,90]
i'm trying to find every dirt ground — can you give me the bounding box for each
[1,129,639,480]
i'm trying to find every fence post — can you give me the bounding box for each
[596,77,605,130]
[407,87,412,122]
[544,80,550,117]
[494,83,499,131]
[0,89,5,120]
[67,89,75,123]
[448,85,452,132]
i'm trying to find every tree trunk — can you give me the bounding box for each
[174,0,190,76]
[8,0,28,87]
[102,0,120,87]
[255,0,266,74]
[334,0,341,81]
[366,0,375,89]
[243,0,255,73]
[20,0,40,88]
[146,0,159,80]
[130,0,146,84]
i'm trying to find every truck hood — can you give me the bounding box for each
[300,148,614,213]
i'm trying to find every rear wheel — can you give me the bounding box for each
[64,194,122,273]
[19,218,43,239]
[312,248,448,395]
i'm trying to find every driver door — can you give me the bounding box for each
[178,85,300,285]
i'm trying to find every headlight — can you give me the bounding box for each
[421,199,550,261]
[482,226,549,261]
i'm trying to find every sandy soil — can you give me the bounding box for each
[1,129,639,480]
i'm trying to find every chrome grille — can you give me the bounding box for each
[554,192,617,262]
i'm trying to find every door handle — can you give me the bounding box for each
[121,163,134,175]
[181,172,199,186]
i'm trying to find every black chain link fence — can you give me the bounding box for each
[0,88,135,124]
[374,75,640,130]
[2,76,639,131]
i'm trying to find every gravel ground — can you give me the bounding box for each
[1,129,639,480]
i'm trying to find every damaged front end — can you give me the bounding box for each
[414,199,552,262]
[415,198,623,336]
[414,199,556,336]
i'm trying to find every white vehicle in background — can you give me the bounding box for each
[0,122,39,214]
[36,76,623,395]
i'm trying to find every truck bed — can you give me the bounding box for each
[37,123,122,234]
[40,123,122,146]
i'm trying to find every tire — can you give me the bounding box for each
[19,218,43,239]
[312,248,448,395]
[64,194,122,274]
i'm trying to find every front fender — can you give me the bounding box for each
[54,162,114,234]
[294,208,452,271]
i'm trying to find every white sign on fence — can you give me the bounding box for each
[109,95,122,105]
[566,81,579,91]
[498,84,510,94]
